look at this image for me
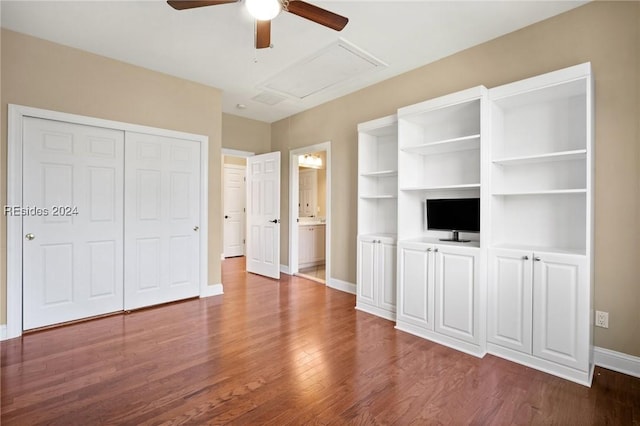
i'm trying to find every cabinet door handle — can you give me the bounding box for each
[534,256,541,262]
[426,248,432,252]
[522,255,529,260]
[434,248,439,253]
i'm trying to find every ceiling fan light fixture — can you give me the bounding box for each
[246,0,281,21]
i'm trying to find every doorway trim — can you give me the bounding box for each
[288,142,331,283]
[5,104,210,340]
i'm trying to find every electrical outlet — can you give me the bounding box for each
[595,310,609,328]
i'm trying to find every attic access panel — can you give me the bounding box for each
[259,39,387,100]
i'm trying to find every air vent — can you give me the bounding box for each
[259,38,387,100]
[251,91,287,105]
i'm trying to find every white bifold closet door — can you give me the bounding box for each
[123,132,201,310]
[22,118,125,330]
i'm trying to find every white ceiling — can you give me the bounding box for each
[1,1,586,123]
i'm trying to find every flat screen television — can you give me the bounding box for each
[426,198,480,242]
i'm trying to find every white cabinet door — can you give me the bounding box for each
[22,118,125,330]
[533,252,589,371]
[298,226,312,266]
[378,239,397,312]
[434,245,480,344]
[487,248,533,353]
[313,225,326,263]
[397,242,433,330]
[357,237,377,306]
[124,132,201,310]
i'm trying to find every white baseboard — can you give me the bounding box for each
[280,264,291,275]
[327,278,356,295]
[0,325,7,341]
[594,346,640,379]
[201,283,224,298]
[220,253,225,260]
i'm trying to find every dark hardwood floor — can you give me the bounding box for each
[2,256,639,425]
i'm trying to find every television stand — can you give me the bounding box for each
[439,231,470,243]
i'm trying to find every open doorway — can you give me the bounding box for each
[289,142,331,284]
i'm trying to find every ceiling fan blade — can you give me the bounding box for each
[167,0,238,11]
[256,20,271,49]
[286,1,348,31]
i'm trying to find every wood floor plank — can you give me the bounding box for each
[2,256,639,424]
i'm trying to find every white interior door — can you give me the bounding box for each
[223,164,246,257]
[124,132,201,309]
[246,151,281,279]
[22,117,124,330]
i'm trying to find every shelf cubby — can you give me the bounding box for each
[490,192,587,253]
[358,115,399,237]
[397,86,486,241]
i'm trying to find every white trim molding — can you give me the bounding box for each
[280,264,291,275]
[6,104,209,339]
[1,325,7,341]
[327,278,356,295]
[594,346,640,379]
[201,284,224,298]
[222,148,255,158]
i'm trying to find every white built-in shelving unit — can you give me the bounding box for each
[395,86,488,357]
[486,63,593,385]
[353,63,594,386]
[356,115,398,321]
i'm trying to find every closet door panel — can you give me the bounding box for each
[22,117,124,330]
[124,132,201,309]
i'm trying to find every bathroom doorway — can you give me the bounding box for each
[289,142,331,284]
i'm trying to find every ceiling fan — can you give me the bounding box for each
[167,0,349,49]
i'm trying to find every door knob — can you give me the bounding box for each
[224,215,229,219]
[193,226,199,231]
[269,219,280,224]
[25,233,35,241]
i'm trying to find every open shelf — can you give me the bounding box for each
[360,195,397,199]
[401,183,481,192]
[493,149,587,165]
[492,189,586,196]
[360,170,398,177]
[490,243,586,257]
[401,134,480,156]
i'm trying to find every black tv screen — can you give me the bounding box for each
[426,198,480,233]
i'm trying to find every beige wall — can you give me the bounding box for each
[272,2,640,356]
[222,112,271,154]
[0,29,224,324]
[223,156,247,166]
